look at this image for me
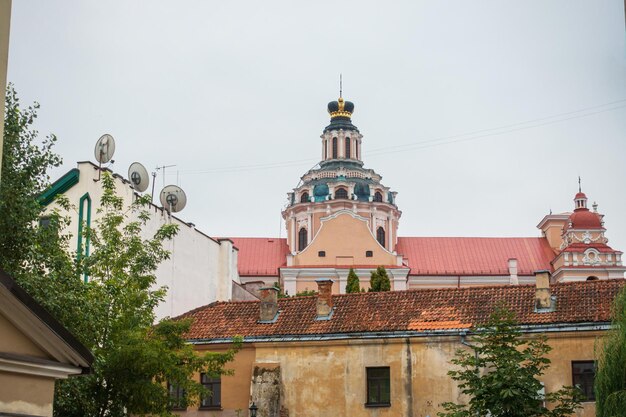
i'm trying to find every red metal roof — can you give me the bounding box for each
[227,236,557,277]
[396,237,555,276]
[181,280,624,340]
[229,237,289,276]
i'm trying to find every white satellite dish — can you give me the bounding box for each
[94,134,116,164]
[128,162,150,192]
[160,185,187,213]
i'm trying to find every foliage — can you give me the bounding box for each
[595,287,626,416]
[296,289,317,296]
[369,266,390,292]
[0,84,63,276]
[345,267,360,293]
[438,307,582,417]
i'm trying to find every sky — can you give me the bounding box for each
[7,1,626,252]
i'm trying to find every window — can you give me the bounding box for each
[572,361,595,401]
[324,140,328,159]
[332,137,338,158]
[345,137,351,159]
[39,216,51,228]
[373,192,383,202]
[200,373,221,409]
[318,250,326,257]
[168,383,186,410]
[355,140,359,159]
[366,250,373,257]
[335,188,348,199]
[298,227,308,251]
[366,367,390,407]
[377,227,385,248]
[587,276,599,281]
[300,192,309,203]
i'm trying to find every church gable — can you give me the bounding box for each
[292,210,399,267]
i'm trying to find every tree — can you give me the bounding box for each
[0,84,63,276]
[369,266,390,292]
[595,287,626,416]
[345,267,360,293]
[47,173,241,417]
[438,307,582,417]
[2,87,240,416]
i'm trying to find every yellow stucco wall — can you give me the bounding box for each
[185,331,601,417]
[0,0,11,181]
[0,372,55,417]
[0,313,49,359]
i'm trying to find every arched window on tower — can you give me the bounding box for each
[300,192,309,203]
[377,227,386,248]
[324,140,328,159]
[345,137,351,159]
[374,191,383,202]
[298,227,308,251]
[335,188,348,199]
[332,137,338,159]
[355,140,359,159]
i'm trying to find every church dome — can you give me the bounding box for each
[568,209,602,230]
[327,97,354,118]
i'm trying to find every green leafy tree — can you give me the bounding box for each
[2,86,240,416]
[595,287,626,416]
[0,84,63,276]
[369,266,391,292]
[345,267,360,293]
[438,307,582,417]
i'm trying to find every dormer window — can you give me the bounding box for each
[300,192,309,203]
[335,188,348,199]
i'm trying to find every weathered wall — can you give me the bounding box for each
[0,314,49,359]
[184,331,602,417]
[0,373,55,417]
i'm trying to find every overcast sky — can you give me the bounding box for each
[7,1,626,253]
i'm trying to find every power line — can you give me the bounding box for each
[171,99,626,175]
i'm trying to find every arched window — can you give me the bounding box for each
[377,227,385,248]
[335,188,348,199]
[298,227,308,251]
[324,141,327,159]
[355,140,359,159]
[373,192,383,202]
[345,137,351,159]
[332,137,338,159]
[300,192,309,203]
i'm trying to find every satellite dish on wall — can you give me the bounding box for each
[128,162,150,192]
[160,185,187,213]
[94,134,116,164]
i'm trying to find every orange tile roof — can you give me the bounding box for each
[227,236,556,277]
[396,237,555,276]
[182,280,624,341]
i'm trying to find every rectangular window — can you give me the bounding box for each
[168,383,186,410]
[200,373,221,409]
[39,216,51,228]
[366,367,390,407]
[572,361,595,401]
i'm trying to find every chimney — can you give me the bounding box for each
[508,258,519,285]
[259,286,279,322]
[315,278,334,319]
[534,270,553,311]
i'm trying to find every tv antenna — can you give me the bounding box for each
[93,134,116,182]
[159,185,187,214]
[128,162,150,192]
[156,164,176,188]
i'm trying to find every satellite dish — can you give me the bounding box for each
[128,162,150,192]
[94,134,116,164]
[160,185,187,213]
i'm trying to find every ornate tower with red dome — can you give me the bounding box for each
[280,95,407,295]
[537,188,625,282]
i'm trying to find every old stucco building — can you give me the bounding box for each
[175,275,622,417]
[230,95,624,294]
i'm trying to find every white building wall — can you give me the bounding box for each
[44,162,238,319]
